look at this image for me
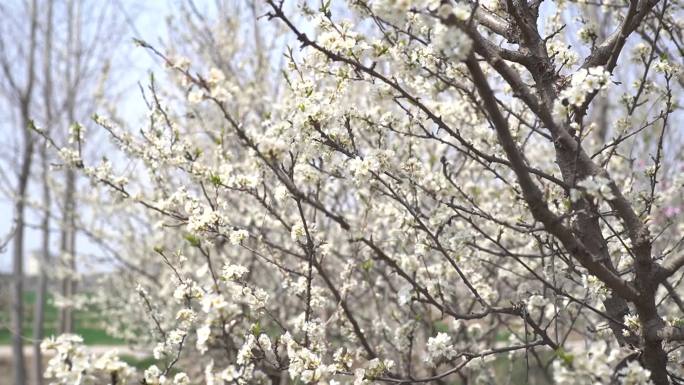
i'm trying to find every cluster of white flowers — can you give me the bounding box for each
[317,26,363,54]
[348,156,380,183]
[653,59,680,75]
[35,1,684,384]
[577,24,597,44]
[187,89,204,104]
[619,361,654,385]
[624,314,641,337]
[83,159,129,186]
[229,228,249,245]
[554,66,611,117]
[425,332,458,365]
[68,123,87,144]
[172,281,203,303]
[369,0,416,24]
[553,341,652,385]
[547,39,579,67]
[581,274,611,302]
[221,263,249,281]
[291,222,307,242]
[141,365,191,385]
[57,147,82,166]
[186,204,223,233]
[632,43,651,60]
[571,174,616,203]
[281,332,336,384]
[42,334,134,385]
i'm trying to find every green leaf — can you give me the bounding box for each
[251,322,261,336]
[361,259,373,272]
[184,234,201,247]
[555,348,574,366]
[209,174,222,186]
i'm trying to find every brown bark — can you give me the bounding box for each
[464,53,670,383]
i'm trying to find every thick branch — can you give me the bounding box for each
[464,55,638,301]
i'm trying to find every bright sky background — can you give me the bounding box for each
[0,1,179,273]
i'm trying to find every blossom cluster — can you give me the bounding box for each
[37,0,684,384]
[554,66,611,118]
[41,335,135,385]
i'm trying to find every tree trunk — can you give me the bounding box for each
[59,0,78,334]
[12,0,38,379]
[12,111,34,385]
[33,2,54,383]
[58,169,76,334]
[33,156,50,381]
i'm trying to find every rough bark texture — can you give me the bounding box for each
[462,0,670,380]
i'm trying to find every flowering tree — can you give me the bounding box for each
[38,0,683,384]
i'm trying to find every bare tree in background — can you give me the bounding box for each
[0,0,39,384]
[32,2,54,384]
[1,1,126,383]
[57,0,79,335]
